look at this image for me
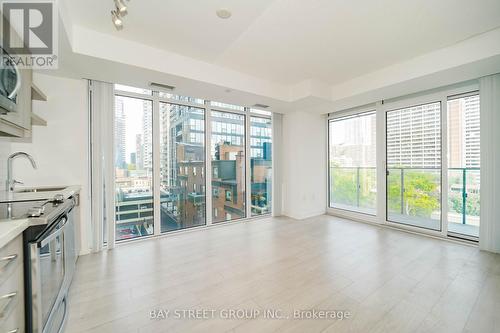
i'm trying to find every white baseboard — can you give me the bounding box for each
[284,209,326,220]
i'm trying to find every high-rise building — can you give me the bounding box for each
[250,116,272,158]
[463,96,480,167]
[142,101,153,171]
[329,113,376,167]
[160,103,206,231]
[212,143,246,222]
[136,134,143,170]
[386,103,441,168]
[114,98,126,168]
[448,95,480,168]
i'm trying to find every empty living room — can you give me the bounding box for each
[0,1,499,332]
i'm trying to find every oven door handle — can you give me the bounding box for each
[57,297,68,333]
[39,217,67,248]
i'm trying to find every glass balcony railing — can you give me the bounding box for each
[448,168,480,238]
[329,167,376,215]
[386,167,479,237]
[387,168,441,230]
[330,166,479,238]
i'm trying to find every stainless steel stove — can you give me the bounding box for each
[1,196,77,333]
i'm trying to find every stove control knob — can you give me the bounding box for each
[28,206,45,217]
[53,194,64,203]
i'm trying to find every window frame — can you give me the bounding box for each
[209,107,248,223]
[384,100,443,232]
[445,91,480,241]
[249,115,273,216]
[113,92,156,242]
[327,110,377,216]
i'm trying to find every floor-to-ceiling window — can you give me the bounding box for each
[113,85,271,241]
[386,102,442,231]
[328,111,377,214]
[447,93,480,238]
[250,115,272,216]
[114,94,154,241]
[210,110,246,223]
[328,85,481,242]
[159,102,206,232]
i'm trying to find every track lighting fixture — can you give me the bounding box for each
[111,0,129,30]
[114,0,128,16]
[111,9,123,30]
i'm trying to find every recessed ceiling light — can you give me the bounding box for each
[216,8,232,19]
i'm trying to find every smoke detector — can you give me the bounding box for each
[216,8,232,19]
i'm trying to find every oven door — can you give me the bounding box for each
[29,216,67,333]
[0,47,21,113]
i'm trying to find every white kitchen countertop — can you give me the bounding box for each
[0,218,30,248]
[0,185,81,203]
[0,185,81,248]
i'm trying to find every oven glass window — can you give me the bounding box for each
[39,221,65,326]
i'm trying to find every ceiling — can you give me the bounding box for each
[63,0,500,86]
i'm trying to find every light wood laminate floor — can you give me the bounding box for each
[66,215,500,333]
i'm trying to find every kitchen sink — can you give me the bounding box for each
[15,187,67,193]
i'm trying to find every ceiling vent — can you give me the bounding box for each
[252,103,270,109]
[150,82,176,91]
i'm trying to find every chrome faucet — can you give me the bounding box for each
[6,152,37,193]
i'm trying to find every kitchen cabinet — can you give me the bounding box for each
[0,15,47,138]
[0,68,33,134]
[0,235,25,333]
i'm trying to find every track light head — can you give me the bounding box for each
[111,10,123,30]
[114,0,128,16]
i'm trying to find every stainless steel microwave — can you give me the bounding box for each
[0,46,21,114]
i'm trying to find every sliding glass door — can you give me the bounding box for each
[329,112,377,215]
[386,102,442,231]
[447,94,480,238]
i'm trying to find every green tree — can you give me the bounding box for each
[388,169,440,218]
[403,171,440,217]
[330,168,357,206]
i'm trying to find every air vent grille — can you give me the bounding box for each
[150,82,176,91]
[252,103,270,109]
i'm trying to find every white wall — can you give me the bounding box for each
[0,142,12,181]
[282,111,327,219]
[9,73,91,255]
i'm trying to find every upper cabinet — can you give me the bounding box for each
[0,68,33,135]
[0,12,47,138]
